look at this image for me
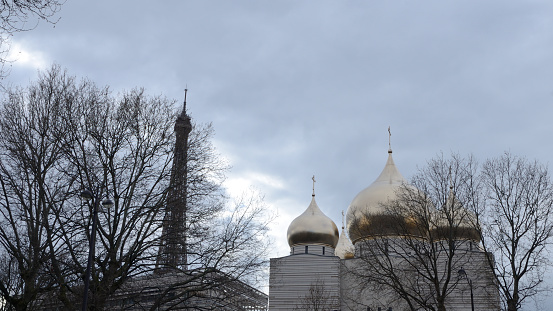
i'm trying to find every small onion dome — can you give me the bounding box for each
[335,227,355,259]
[346,150,415,243]
[432,190,480,241]
[287,196,339,248]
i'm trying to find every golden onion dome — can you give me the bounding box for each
[432,189,480,241]
[335,227,355,259]
[287,194,339,248]
[346,150,411,243]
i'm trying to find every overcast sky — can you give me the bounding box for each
[4,0,553,301]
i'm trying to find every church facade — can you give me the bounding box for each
[269,148,499,311]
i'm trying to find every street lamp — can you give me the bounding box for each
[80,189,113,311]
[458,267,475,311]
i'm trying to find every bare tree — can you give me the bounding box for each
[1,0,64,81]
[0,65,271,310]
[58,86,178,310]
[294,278,339,311]
[346,154,495,311]
[0,66,76,310]
[479,152,553,311]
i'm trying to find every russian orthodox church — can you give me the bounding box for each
[269,141,499,311]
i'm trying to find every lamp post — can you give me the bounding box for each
[80,189,113,311]
[458,267,475,311]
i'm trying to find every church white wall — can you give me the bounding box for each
[340,239,499,311]
[269,251,340,311]
[445,249,500,310]
[269,241,499,311]
[340,257,408,311]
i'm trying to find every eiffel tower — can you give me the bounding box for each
[156,89,192,272]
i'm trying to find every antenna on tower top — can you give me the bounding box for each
[182,87,188,114]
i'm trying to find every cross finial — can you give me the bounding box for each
[341,210,345,230]
[388,126,392,153]
[312,175,316,197]
[449,166,453,190]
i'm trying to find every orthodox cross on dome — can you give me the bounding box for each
[312,175,316,197]
[388,126,392,153]
[341,210,345,230]
[449,166,453,190]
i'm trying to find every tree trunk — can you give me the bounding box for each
[507,299,517,311]
[437,299,447,311]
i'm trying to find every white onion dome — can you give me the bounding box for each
[432,189,480,241]
[346,150,413,243]
[335,226,355,259]
[287,195,339,248]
